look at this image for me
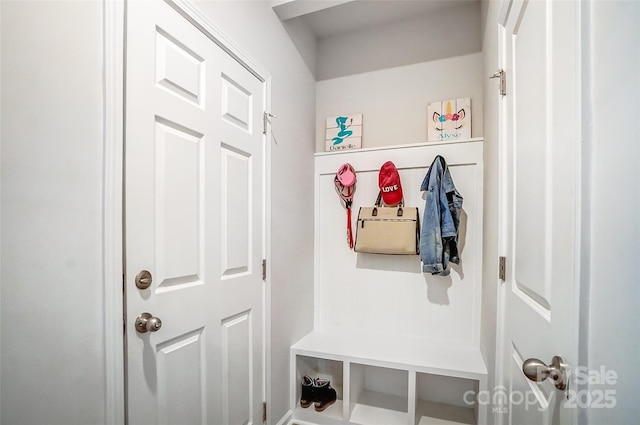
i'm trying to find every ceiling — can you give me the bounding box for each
[273,0,479,39]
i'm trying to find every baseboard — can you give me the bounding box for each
[274,409,293,425]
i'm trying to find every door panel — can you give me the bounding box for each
[499,0,579,424]
[221,75,252,131]
[156,330,206,424]
[126,2,265,424]
[221,145,252,276]
[155,27,205,106]
[221,311,253,425]
[512,0,549,309]
[155,119,203,290]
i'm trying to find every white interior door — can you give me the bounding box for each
[498,0,580,424]
[125,2,265,424]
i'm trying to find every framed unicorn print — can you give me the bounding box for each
[427,98,471,142]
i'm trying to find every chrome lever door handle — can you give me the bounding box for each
[522,356,568,391]
[135,312,162,333]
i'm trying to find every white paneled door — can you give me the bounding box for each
[498,0,580,424]
[125,2,265,424]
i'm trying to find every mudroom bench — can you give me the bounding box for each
[290,330,487,425]
[293,139,486,425]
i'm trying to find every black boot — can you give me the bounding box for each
[313,378,337,412]
[300,375,315,408]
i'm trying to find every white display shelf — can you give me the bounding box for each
[314,138,484,157]
[290,331,487,425]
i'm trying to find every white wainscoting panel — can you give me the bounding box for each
[315,139,483,347]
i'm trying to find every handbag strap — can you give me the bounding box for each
[374,192,404,217]
[334,167,356,249]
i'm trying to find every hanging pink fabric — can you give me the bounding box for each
[334,163,357,249]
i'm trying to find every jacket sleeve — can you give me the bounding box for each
[420,158,446,274]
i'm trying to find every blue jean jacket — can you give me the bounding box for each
[420,155,462,275]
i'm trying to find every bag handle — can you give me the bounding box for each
[374,192,404,217]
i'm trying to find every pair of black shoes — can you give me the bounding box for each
[300,375,337,412]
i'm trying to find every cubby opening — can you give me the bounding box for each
[295,355,344,420]
[349,364,408,425]
[415,373,478,425]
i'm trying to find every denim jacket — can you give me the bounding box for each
[420,155,462,275]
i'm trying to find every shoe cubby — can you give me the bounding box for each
[348,363,409,425]
[294,355,344,422]
[415,373,478,425]
[291,331,488,425]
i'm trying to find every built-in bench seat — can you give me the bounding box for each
[290,330,488,425]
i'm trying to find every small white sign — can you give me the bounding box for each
[325,113,363,152]
[427,98,471,142]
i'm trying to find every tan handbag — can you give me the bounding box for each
[354,195,420,255]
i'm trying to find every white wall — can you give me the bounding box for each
[316,2,482,81]
[190,2,316,423]
[316,52,483,152]
[1,1,316,424]
[280,16,318,79]
[0,2,106,424]
[584,1,640,423]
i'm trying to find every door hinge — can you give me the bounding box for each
[262,259,266,280]
[122,274,127,334]
[499,256,506,281]
[490,69,506,96]
[262,401,267,423]
[263,111,275,135]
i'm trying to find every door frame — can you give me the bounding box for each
[493,4,508,424]
[103,1,273,422]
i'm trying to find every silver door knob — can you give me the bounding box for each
[135,312,162,333]
[522,356,568,390]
